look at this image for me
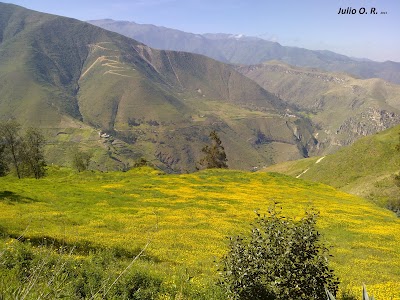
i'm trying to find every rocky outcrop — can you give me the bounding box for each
[337,108,400,145]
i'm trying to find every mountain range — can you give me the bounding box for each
[1,3,400,173]
[88,19,400,84]
[0,3,317,172]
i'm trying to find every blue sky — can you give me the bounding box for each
[3,0,400,62]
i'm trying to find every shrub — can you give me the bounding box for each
[219,207,339,299]
[386,197,400,217]
[71,149,92,172]
[133,157,152,168]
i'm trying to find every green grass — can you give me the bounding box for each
[263,124,400,207]
[0,166,399,299]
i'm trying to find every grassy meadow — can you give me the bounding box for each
[263,124,400,209]
[0,167,399,299]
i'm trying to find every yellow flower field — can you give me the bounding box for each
[0,167,399,298]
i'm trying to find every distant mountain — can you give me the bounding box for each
[0,3,318,172]
[86,19,230,63]
[88,19,400,84]
[237,61,400,153]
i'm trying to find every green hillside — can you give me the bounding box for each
[0,167,399,298]
[264,124,400,206]
[238,61,400,154]
[0,3,317,173]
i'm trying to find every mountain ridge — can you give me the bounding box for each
[0,3,316,172]
[237,61,400,154]
[87,19,400,84]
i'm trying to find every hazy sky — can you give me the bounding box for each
[3,0,400,62]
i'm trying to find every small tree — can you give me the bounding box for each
[0,122,47,178]
[21,127,47,179]
[220,207,339,300]
[71,149,92,172]
[0,120,22,178]
[199,130,228,169]
[0,143,9,176]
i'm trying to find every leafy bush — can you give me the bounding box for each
[219,207,339,299]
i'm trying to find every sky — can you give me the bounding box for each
[2,0,400,62]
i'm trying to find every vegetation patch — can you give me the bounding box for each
[0,167,399,298]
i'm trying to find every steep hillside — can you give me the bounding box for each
[263,124,400,206]
[0,3,316,172]
[238,62,400,153]
[88,19,400,84]
[0,168,399,298]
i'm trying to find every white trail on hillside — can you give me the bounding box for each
[296,156,325,178]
